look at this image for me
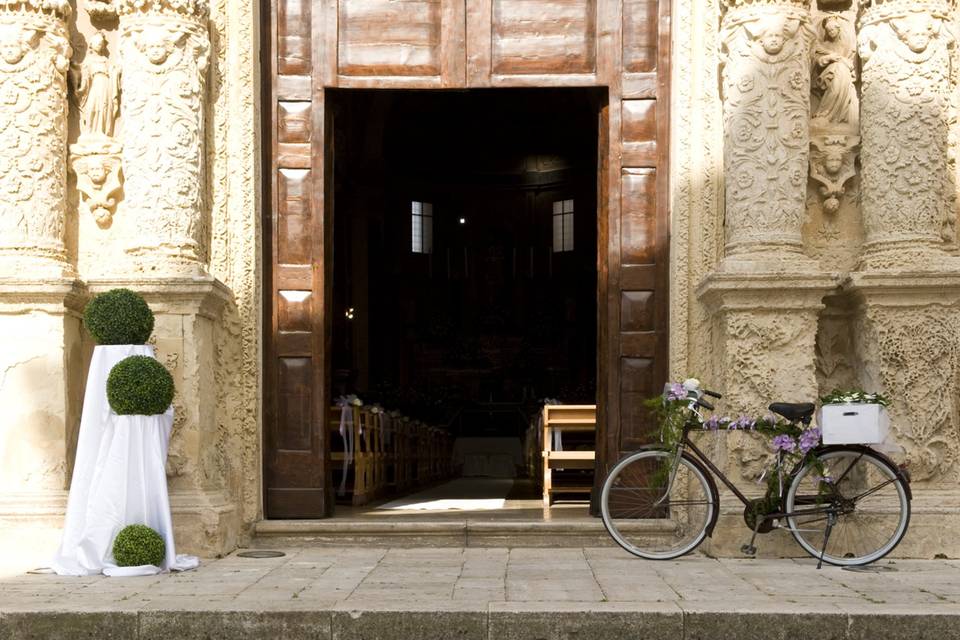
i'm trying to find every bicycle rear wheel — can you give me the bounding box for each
[600,449,716,560]
[785,447,910,566]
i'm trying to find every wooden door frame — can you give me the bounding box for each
[262,0,671,519]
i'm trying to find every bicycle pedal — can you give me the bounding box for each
[740,544,757,556]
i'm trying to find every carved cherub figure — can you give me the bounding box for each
[135,29,181,66]
[0,27,37,67]
[810,135,859,214]
[745,13,802,58]
[891,13,940,54]
[73,155,122,227]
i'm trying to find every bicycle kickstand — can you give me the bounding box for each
[740,516,764,557]
[817,513,836,570]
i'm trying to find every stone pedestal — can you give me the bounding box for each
[117,0,210,275]
[841,271,960,557]
[0,280,85,549]
[0,1,72,279]
[718,0,816,271]
[697,273,838,415]
[87,276,239,556]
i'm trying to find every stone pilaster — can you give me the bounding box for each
[0,0,72,278]
[858,0,958,269]
[0,280,85,553]
[118,0,210,274]
[844,272,960,557]
[719,0,815,270]
[88,276,239,556]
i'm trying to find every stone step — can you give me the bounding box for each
[4,603,959,640]
[252,518,620,548]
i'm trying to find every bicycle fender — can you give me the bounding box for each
[629,445,722,537]
[815,444,912,500]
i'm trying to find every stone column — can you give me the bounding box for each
[0,0,72,278]
[718,0,815,269]
[118,0,210,274]
[858,0,956,269]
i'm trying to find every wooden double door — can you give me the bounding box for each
[262,0,671,518]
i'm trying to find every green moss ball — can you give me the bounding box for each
[113,524,166,567]
[106,356,175,416]
[84,289,155,345]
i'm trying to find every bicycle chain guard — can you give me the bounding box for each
[743,496,780,533]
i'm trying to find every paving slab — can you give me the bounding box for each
[2,549,960,639]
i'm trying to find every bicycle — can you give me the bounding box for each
[600,382,912,568]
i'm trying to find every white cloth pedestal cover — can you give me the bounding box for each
[50,345,198,576]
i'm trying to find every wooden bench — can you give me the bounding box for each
[541,404,596,506]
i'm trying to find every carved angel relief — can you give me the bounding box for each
[809,14,859,215]
[69,30,122,228]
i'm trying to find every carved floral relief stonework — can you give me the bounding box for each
[858,0,957,268]
[719,0,815,263]
[0,0,71,274]
[118,0,210,270]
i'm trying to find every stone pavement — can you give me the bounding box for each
[1,548,959,639]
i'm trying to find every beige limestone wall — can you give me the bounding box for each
[0,0,261,564]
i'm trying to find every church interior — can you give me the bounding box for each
[327,88,605,515]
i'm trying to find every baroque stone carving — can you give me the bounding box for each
[857,304,960,482]
[118,0,210,270]
[810,134,859,213]
[719,0,815,264]
[858,0,957,268]
[810,14,859,215]
[69,31,123,228]
[86,0,118,20]
[0,0,72,275]
[71,31,119,139]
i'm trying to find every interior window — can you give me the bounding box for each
[552,199,574,253]
[411,200,433,254]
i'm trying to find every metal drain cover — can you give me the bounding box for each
[237,550,286,559]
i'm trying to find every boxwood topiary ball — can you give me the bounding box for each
[84,288,154,345]
[107,356,175,416]
[113,524,166,567]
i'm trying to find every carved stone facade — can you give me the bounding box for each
[0,0,72,277]
[858,0,957,269]
[4,0,960,563]
[118,0,210,273]
[719,0,815,267]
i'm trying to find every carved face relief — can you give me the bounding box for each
[88,161,107,185]
[136,31,175,66]
[823,151,843,175]
[823,17,841,42]
[746,14,800,56]
[0,28,33,66]
[891,14,939,54]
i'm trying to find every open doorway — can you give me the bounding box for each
[328,88,605,518]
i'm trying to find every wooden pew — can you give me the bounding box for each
[541,404,597,506]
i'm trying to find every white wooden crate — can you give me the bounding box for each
[820,403,890,445]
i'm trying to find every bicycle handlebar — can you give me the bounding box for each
[696,398,715,411]
[703,389,722,399]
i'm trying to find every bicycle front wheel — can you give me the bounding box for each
[601,449,716,560]
[786,447,910,566]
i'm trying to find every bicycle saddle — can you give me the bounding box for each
[768,402,815,423]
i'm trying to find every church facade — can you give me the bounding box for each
[0,0,959,558]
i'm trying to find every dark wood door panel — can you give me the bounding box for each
[264,0,670,518]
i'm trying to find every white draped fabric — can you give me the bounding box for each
[50,345,198,577]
